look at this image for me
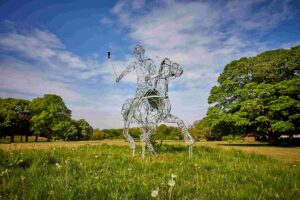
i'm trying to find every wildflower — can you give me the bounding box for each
[19,159,23,163]
[171,173,177,179]
[151,188,159,198]
[194,164,198,167]
[2,169,9,176]
[21,176,25,180]
[128,168,132,171]
[168,179,175,187]
[49,190,54,195]
[94,155,99,158]
[95,176,99,180]
[292,164,297,167]
[55,163,62,170]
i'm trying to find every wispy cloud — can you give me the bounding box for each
[0,0,298,129]
[109,0,298,124]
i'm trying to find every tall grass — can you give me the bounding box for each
[1,144,299,199]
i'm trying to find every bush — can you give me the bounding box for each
[222,134,244,142]
[92,129,105,140]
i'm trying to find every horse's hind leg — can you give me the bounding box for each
[146,129,157,156]
[140,128,157,157]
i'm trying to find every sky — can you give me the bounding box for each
[0,0,299,129]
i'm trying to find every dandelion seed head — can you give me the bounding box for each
[151,188,159,198]
[168,179,175,187]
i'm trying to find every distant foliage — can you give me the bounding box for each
[0,94,93,142]
[205,46,300,144]
[94,124,183,140]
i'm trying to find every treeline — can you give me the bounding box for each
[199,45,300,144]
[0,94,93,142]
[92,124,183,140]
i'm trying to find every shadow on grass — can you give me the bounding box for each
[156,144,189,153]
[217,143,300,148]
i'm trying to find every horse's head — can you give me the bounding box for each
[170,62,183,79]
[159,58,183,80]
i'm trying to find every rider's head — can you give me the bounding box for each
[134,45,145,61]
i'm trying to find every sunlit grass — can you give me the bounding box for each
[1,144,299,199]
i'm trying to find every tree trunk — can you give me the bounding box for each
[25,132,28,142]
[21,135,23,142]
[10,128,14,143]
[35,135,38,142]
[268,131,278,145]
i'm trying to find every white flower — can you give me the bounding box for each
[49,190,54,195]
[168,179,175,187]
[55,163,62,170]
[128,168,132,171]
[151,188,159,198]
[21,176,25,180]
[94,155,99,158]
[171,173,177,179]
[95,176,99,180]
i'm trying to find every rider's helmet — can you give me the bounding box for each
[134,45,145,61]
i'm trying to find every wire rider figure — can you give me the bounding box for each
[116,45,157,155]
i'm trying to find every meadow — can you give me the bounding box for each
[1,142,300,199]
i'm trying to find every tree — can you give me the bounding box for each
[0,98,30,142]
[30,94,71,141]
[189,119,210,140]
[75,119,93,140]
[206,46,300,144]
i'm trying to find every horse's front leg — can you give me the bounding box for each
[164,114,195,145]
[123,118,136,156]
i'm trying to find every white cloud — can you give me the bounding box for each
[0,0,297,130]
[109,0,297,126]
[99,17,113,25]
[0,66,80,103]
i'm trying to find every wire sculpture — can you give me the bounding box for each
[109,45,195,158]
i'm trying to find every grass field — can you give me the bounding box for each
[1,140,300,163]
[1,142,300,199]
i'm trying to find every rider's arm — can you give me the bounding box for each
[116,62,135,82]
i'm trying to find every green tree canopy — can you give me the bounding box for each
[30,94,72,141]
[206,46,300,143]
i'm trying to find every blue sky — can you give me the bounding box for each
[0,0,299,129]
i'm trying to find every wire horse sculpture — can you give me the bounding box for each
[110,45,195,158]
